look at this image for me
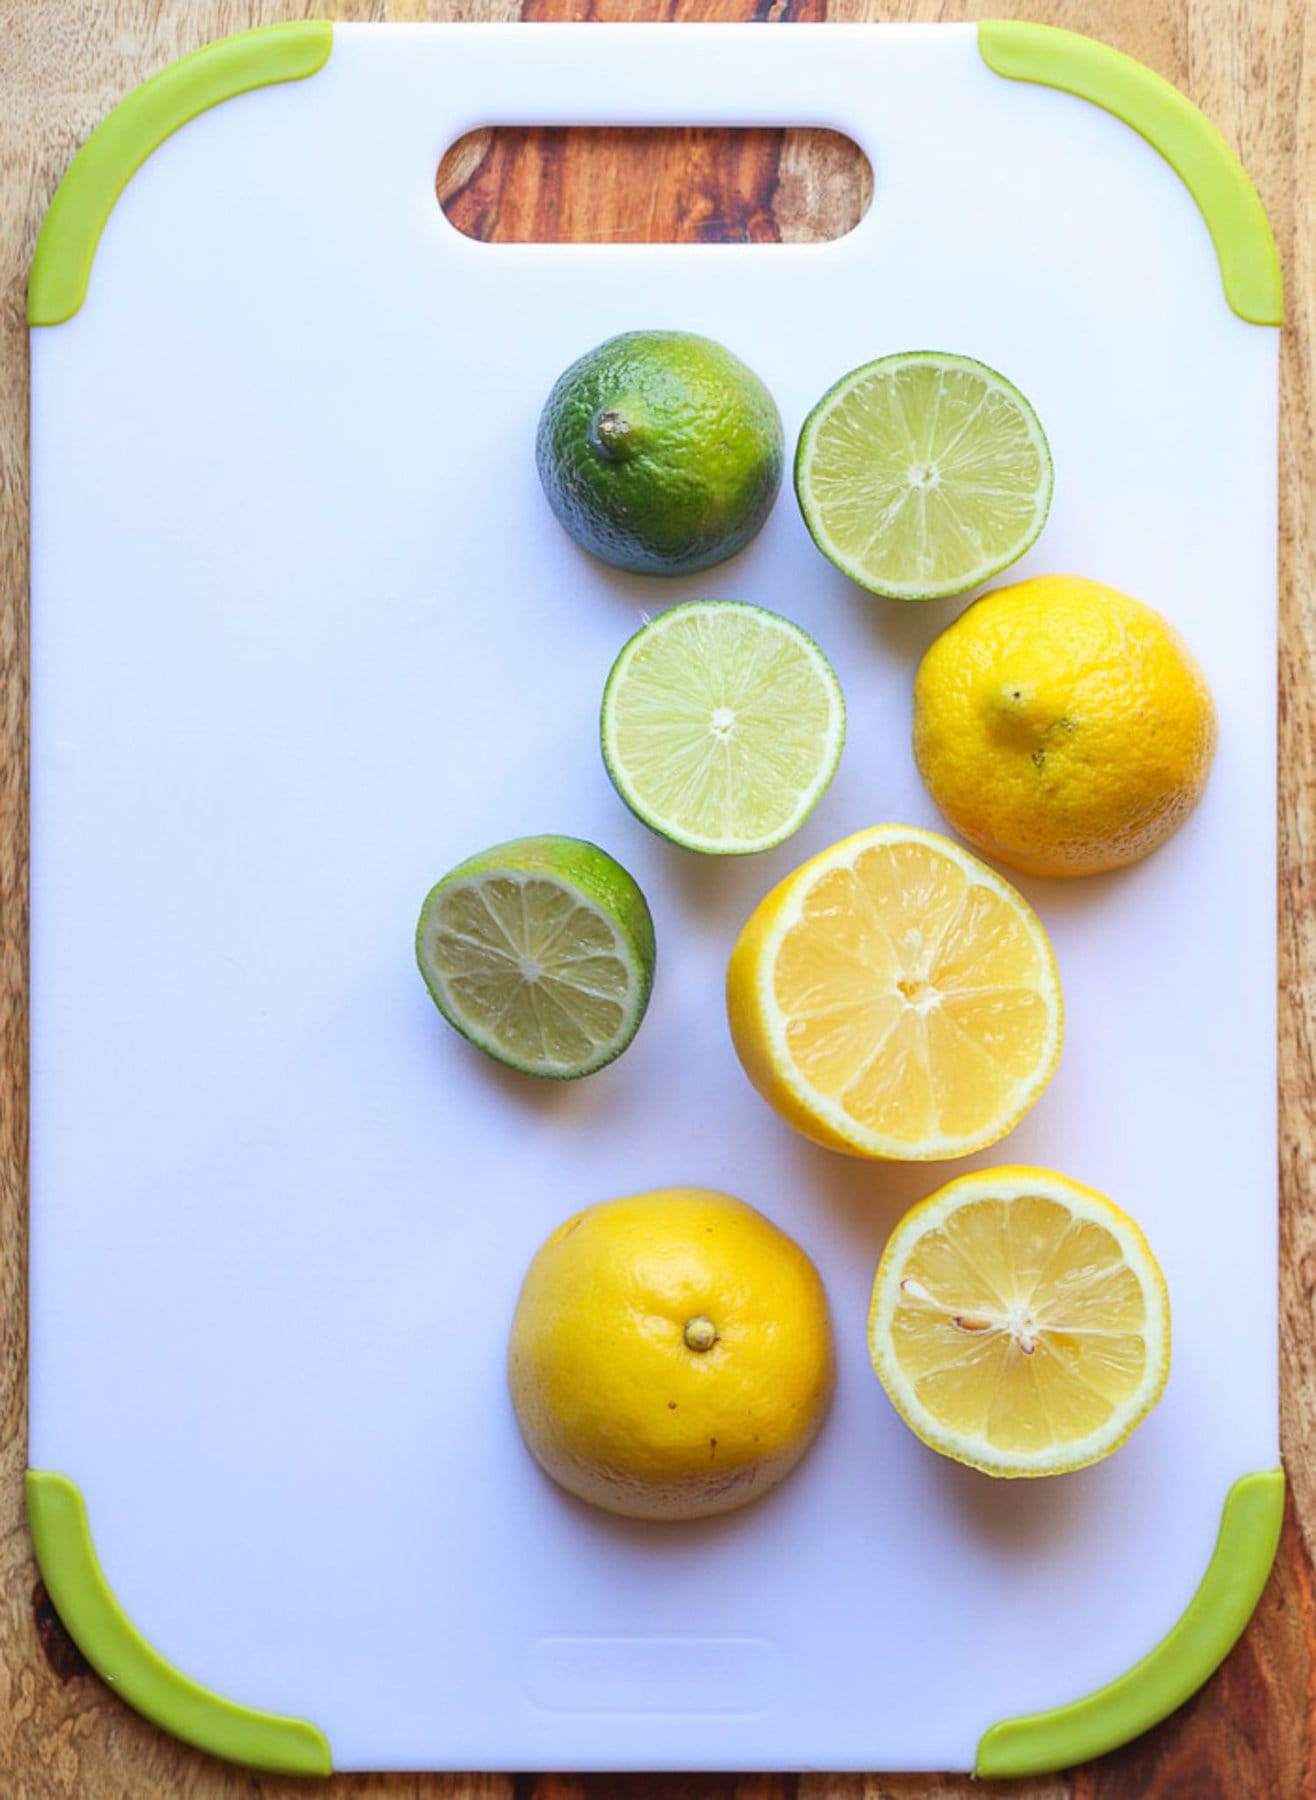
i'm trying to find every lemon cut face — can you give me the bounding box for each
[726,825,1062,1160]
[869,1168,1171,1477]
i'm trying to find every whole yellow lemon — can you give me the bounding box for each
[507,1189,834,1521]
[913,575,1217,878]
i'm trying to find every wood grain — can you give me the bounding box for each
[1,1,1311,1796]
[438,127,873,245]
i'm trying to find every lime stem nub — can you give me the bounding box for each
[591,408,635,463]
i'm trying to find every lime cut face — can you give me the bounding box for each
[601,600,845,855]
[416,836,655,1079]
[795,351,1053,601]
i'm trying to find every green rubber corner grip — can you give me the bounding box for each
[26,1471,333,1775]
[976,1467,1285,1778]
[28,20,332,326]
[978,20,1282,326]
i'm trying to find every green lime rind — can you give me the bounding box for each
[794,350,1054,602]
[600,600,846,856]
[416,835,655,1081]
[536,330,784,577]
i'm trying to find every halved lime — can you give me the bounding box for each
[795,351,1053,601]
[537,330,783,577]
[601,600,845,855]
[416,836,655,1079]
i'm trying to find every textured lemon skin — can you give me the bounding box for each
[508,1189,834,1521]
[913,576,1217,878]
[868,1166,1172,1478]
[725,825,1063,1161]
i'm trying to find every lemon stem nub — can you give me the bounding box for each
[683,1316,719,1353]
[992,684,1048,734]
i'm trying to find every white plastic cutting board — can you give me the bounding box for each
[29,22,1278,1774]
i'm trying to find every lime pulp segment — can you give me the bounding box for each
[795,352,1053,601]
[601,601,846,855]
[416,837,654,1079]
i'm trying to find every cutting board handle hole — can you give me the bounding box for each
[437,127,872,244]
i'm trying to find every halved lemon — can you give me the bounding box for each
[869,1168,1171,1477]
[725,824,1062,1160]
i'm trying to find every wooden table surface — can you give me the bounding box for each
[1,1,1311,1794]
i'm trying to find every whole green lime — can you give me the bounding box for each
[536,330,784,576]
